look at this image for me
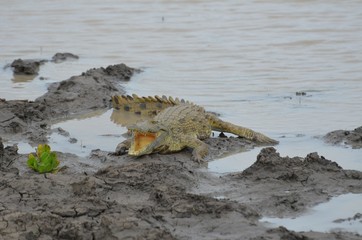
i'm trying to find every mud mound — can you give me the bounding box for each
[36,63,140,117]
[10,58,47,75]
[224,147,362,217]
[0,63,139,143]
[85,63,140,81]
[52,52,79,63]
[241,147,343,181]
[324,126,362,149]
[6,53,79,75]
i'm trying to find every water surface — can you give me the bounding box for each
[262,193,362,234]
[1,1,362,234]
[2,0,361,148]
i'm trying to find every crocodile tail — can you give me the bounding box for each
[207,114,278,144]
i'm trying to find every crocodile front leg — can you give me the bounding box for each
[183,136,209,163]
[114,139,131,155]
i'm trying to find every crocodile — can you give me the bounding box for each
[112,94,278,162]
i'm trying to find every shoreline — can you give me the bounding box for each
[0,62,361,239]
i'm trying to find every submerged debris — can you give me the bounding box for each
[10,58,47,75]
[51,52,79,63]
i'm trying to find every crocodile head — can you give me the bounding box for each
[127,120,169,156]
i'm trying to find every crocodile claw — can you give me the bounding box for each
[191,155,207,165]
[112,143,129,156]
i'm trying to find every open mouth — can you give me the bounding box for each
[129,131,157,155]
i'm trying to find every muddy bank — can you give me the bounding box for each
[216,147,362,217]
[324,126,362,149]
[1,136,362,239]
[1,62,361,239]
[36,63,139,117]
[0,63,139,143]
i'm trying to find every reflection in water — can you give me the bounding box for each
[49,110,126,157]
[110,94,185,126]
[12,73,37,83]
[110,109,151,127]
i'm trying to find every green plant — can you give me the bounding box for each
[27,144,59,173]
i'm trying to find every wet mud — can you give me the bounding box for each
[0,63,362,239]
[0,63,139,143]
[324,126,362,149]
[51,53,79,63]
[1,140,362,239]
[218,148,362,217]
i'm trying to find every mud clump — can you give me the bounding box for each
[10,58,47,75]
[0,138,19,172]
[241,147,343,181]
[324,126,362,149]
[37,63,140,117]
[51,52,79,63]
[8,53,79,75]
[105,63,141,80]
[0,63,139,143]
[224,147,362,218]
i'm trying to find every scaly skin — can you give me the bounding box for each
[112,94,278,162]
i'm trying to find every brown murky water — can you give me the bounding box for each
[1,1,362,233]
[1,0,361,162]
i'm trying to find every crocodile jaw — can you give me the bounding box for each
[129,132,156,155]
[128,131,160,156]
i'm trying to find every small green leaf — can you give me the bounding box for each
[27,153,38,170]
[27,144,60,174]
[37,144,50,157]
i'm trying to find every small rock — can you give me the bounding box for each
[324,126,362,149]
[10,58,46,75]
[56,127,70,137]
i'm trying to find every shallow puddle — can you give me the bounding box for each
[49,110,126,157]
[11,110,125,156]
[209,135,362,173]
[261,193,362,235]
